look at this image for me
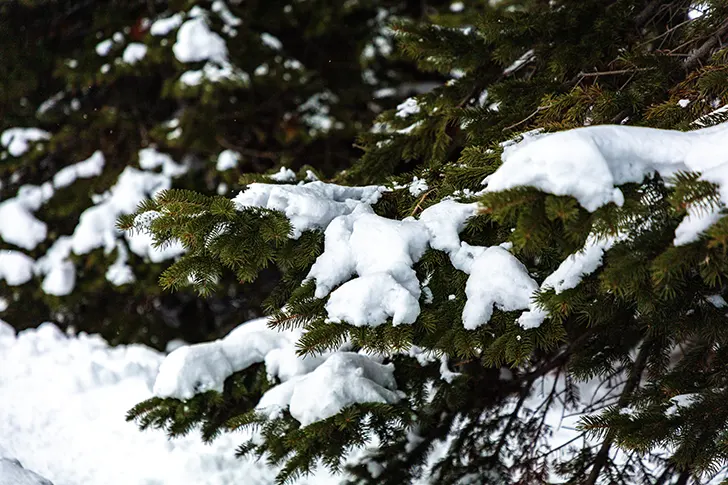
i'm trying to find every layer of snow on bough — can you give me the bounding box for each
[105,241,135,286]
[238,182,541,329]
[0,250,35,286]
[487,123,728,208]
[179,62,249,86]
[673,203,723,246]
[71,167,169,255]
[72,149,186,265]
[0,320,337,485]
[257,352,401,426]
[260,33,283,50]
[173,16,228,64]
[122,43,147,65]
[150,13,184,36]
[138,147,187,178]
[233,181,384,238]
[518,234,617,329]
[268,167,296,182]
[155,318,398,428]
[395,97,420,118]
[52,151,105,189]
[95,39,113,56]
[1,128,50,157]
[486,122,728,243]
[154,318,296,399]
[35,236,76,296]
[215,149,239,171]
[462,246,538,330]
[0,184,52,250]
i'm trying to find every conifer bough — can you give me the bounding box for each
[120,0,728,483]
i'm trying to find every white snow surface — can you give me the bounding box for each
[52,151,105,189]
[673,203,722,246]
[155,317,308,399]
[268,167,297,182]
[71,149,186,268]
[0,457,52,485]
[408,176,429,197]
[105,241,135,286]
[395,97,420,118]
[71,167,169,255]
[154,317,399,427]
[216,149,240,171]
[0,251,35,286]
[0,320,339,485]
[212,0,242,27]
[462,246,538,330]
[35,237,76,296]
[257,352,401,426]
[486,123,728,243]
[122,43,148,64]
[95,39,113,56]
[150,13,184,36]
[138,146,187,178]
[518,234,618,329]
[179,62,249,87]
[260,33,283,50]
[1,128,50,157]
[173,16,228,64]
[233,181,384,238]
[0,183,52,250]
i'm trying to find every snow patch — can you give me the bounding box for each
[0,251,35,286]
[1,128,50,157]
[233,181,384,238]
[173,16,228,64]
[122,43,148,64]
[52,151,105,189]
[268,167,296,182]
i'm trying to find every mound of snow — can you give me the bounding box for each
[0,320,337,485]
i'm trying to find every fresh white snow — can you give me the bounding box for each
[1,128,50,157]
[52,151,106,189]
[0,251,35,286]
[216,149,240,171]
[486,122,728,244]
[173,16,228,64]
[233,181,384,238]
[122,43,148,64]
[0,320,340,485]
[268,167,297,182]
[150,13,184,36]
[0,456,52,485]
[0,184,52,250]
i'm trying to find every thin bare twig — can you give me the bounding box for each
[410,189,435,216]
[578,67,656,78]
[503,105,550,132]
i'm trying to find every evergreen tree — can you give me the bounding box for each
[123,0,728,483]
[0,0,447,348]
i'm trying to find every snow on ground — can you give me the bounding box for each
[0,320,339,485]
[0,455,52,485]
